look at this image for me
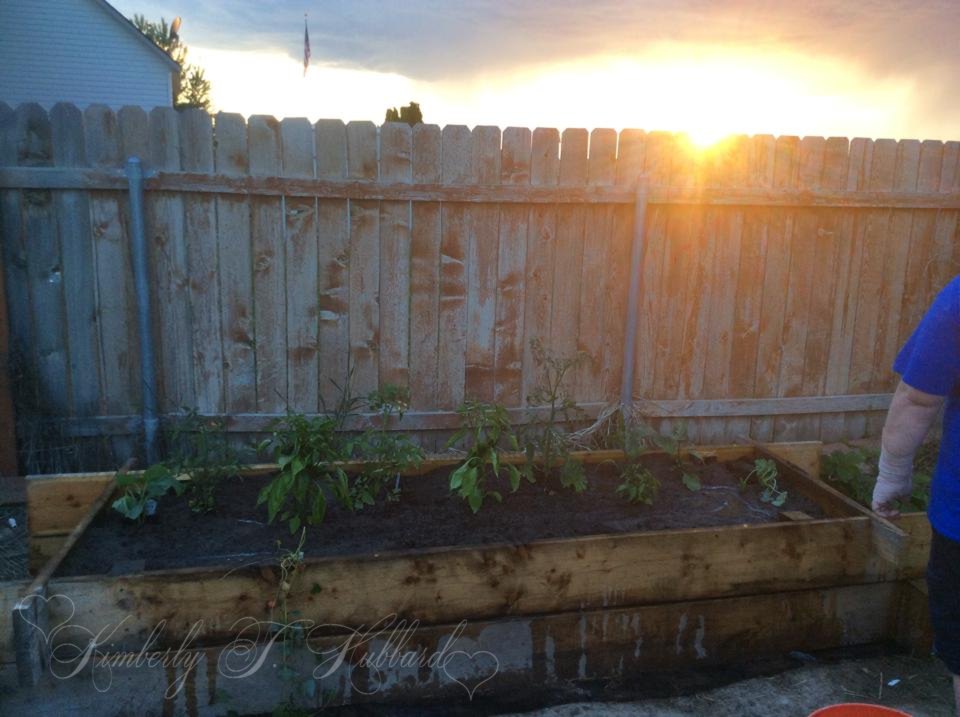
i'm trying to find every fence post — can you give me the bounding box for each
[620,176,649,406]
[125,157,158,464]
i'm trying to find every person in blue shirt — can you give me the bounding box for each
[873,275,960,715]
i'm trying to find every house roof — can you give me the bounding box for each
[89,0,182,74]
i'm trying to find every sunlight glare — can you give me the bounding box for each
[684,127,729,150]
[190,41,918,141]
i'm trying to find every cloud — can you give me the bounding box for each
[110,0,960,136]
[113,1,960,81]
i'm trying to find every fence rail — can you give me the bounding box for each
[4,166,960,208]
[1,100,958,467]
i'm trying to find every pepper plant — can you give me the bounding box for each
[447,400,523,513]
[615,462,660,505]
[257,382,423,533]
[257,414,352,534]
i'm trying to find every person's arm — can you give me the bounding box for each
[872,380,943,518]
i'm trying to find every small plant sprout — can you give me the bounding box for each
[522,337,590,492]
[616,462,660,505]
[268,529,320,708]
[619,420,701,492]
[447,400,522,513]
[356,384,423,504]
[112,464,184,522]
[652,422,688,467]
[741,458,788,507]
[169,409,240,513]
[681,471,702,492]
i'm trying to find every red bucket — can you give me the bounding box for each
[809,704,912,717]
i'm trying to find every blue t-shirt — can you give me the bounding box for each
[893,275,960,541]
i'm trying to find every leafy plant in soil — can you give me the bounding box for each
[167,409,240,513]
[522,337,590,492]
[610,417,702,494]
[257,414,352,534]
[822,447,876,507]
[822,442,935,512]
[447,400,524,513]
[652,422,702,491]
[741,457,787,507]
[615,462,660,505]
[112,464,185,522]
[257,382,423,533]
[350,384,423,507]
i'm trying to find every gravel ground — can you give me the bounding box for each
[498,654,955,717]
[0,503,28,581]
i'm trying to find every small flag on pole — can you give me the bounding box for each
[303,14,311,76]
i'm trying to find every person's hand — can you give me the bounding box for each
[871,473,912,519]
[872,446,916,519]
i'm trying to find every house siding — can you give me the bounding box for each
[0,0,175,110]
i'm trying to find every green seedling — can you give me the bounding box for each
[168,409,240,513]
[447,400,522,513]
[112,464,184,521]
[741,457,787,507]
[615,462,660,505]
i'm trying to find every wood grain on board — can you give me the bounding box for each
[773,136,826,442]
[378,122,412,391]
[281,117,320,412]
[521,127,559,405]
[179,108,222,414]
[147,107,192,412]
[248,115,286,412]
[409,124,442,410]
[576,128,616,403]
[436,125,471,409]
[214,112,256,414]
[494,127,531,407]
[464,126,501,403]
[315,120,350,409]
[751,136,800,441]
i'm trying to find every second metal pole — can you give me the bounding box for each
[126,157,159,464]
[620,176,649,407]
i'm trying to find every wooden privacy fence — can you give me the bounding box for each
[1,101,959,458]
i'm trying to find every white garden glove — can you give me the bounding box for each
[871,448,913,519]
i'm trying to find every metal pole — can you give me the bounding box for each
[620,176,649,407]
[126,157,159,464]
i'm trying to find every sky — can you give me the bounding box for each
[111,1,960,144]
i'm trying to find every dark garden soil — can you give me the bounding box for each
[55,454,826,577]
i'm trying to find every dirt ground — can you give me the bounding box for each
[497,653,956,717]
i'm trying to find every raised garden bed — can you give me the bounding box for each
[6,442,933,714]
[58,450,830,576]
